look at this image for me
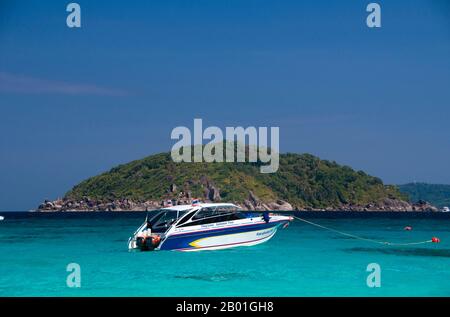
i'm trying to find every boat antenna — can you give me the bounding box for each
[145,212,151,227]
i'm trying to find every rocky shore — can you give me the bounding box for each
[36,190,439,212]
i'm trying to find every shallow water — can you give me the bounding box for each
[0,212,449,296]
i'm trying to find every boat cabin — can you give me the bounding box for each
[146,203,243,233]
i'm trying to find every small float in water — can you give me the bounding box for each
[128,202,293,251]
[0,216,4,221]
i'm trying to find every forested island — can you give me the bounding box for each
[38,150,439,212]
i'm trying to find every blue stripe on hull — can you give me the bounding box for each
[159,221,285,250]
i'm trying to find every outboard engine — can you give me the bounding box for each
[135,232,161,251]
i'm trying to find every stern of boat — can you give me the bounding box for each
[128,223,162,251]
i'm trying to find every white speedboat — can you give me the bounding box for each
[442,207,450,212]
[128,203,293,251]
[0,216,4,221]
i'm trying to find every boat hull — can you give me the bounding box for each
[159,221,285,251]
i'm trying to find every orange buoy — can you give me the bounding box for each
[404,226,412,231]
[431,237,440,243]
[152,235,161,246]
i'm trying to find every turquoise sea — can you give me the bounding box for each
[0,212,449,297]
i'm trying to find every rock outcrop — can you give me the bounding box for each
[36,192,438,212]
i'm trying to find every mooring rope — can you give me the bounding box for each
[292,215,435,246]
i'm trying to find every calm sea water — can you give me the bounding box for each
[0,212,449,297]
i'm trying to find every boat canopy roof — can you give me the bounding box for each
[160,203,240,212]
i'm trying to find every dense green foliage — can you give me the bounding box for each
[65,150,405,209]
[399,183,450,208]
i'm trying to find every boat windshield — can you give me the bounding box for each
[148,209,191,233]
[192,205,239,220]
[177,205,244,227]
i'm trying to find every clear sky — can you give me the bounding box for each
[0,0,449,210]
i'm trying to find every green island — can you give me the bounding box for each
[38,147,439,212]
[399,183,450,209]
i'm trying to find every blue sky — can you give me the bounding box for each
[0,0,449,210]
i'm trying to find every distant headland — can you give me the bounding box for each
[398,183,450,209]
[36,150,439,212]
